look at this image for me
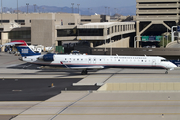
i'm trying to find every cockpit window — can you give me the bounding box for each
[161,59,169,62]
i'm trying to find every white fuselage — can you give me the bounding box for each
[22,54,177,70]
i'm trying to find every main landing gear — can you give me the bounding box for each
[165,69,168,74]
[81,69,88,75]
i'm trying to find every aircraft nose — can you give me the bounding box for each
[171,63,177,68]
[173,64,177,68]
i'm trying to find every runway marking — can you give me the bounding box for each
[49,92,92,120]
[1,113,180,116]
[1,100,180,102]
[40,100,180,103]
[12,90,22,92]
[0,105,180,108]
[111,76,180,79]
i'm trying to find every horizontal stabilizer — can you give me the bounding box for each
[3,42,24,46]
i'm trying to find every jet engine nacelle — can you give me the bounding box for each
[38,54,54,61]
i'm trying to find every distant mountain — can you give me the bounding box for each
[6,5,136,16]
[81,6,136,16]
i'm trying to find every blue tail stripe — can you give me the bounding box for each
[16,46,41,57]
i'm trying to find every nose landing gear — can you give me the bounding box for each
[165,69,168,74]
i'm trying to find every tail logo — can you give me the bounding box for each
[22,49,29,54]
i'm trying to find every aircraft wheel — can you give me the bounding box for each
[81,70,88,75]
[85,70,88,74]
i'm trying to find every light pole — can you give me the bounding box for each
[26,3,29,13]
[114,8,117,14]
[173,32,180,44]
[1,0,2,25]
[88,8,90,15]
[105,6,107,15]
[17,0,19,23]
[10,8,12,13]
[34,4,36,12]
[110,38,112,56]
[167,28,168,46]
[108,7,110,16]
[134,36,142,48]
[37,7,40,13]
[171,26,177,42]
[71,3,74,13]
[77,4,80,14]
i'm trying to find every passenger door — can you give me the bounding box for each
[152,59,156,66]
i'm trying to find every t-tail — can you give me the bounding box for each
[9,40,41,57]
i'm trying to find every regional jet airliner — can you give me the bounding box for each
[4,40,177,75]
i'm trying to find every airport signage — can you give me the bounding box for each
[149,36,156,41]
[141,36,162,42]
[177,26,180,32]
[142,36,149,41]
[155,36,162,41]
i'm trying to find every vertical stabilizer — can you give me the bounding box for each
[11,40,41,57]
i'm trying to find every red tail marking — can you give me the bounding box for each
[11,40,27,46]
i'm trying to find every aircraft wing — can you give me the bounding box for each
[69,66,104,70]
[60,61,104,70]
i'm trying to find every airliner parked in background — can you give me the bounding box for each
[4,40,177,75]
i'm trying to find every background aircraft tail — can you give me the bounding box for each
[10,40,41,57]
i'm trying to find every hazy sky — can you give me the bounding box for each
[2,0,136,8]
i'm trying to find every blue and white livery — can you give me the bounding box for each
[8,40,177,75]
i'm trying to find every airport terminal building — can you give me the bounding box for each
[136,0,180,47]
[0,13,135,51]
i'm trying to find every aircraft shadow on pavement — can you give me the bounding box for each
[7,63,98,76]
[7,63,166,75]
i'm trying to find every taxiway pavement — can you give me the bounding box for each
[0,52,180,120]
